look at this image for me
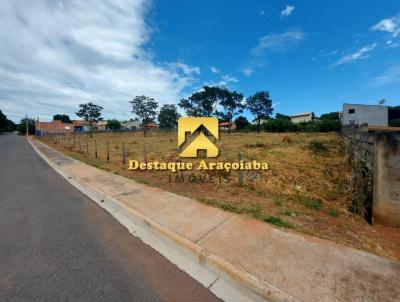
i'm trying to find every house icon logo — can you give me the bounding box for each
[178,117,219,158]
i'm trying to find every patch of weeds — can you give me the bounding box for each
[264,216,294,228]
[327,209,339,217]
[197,197,245,214]
[135,178,150,185]
[245,142,267,148]
[269,150,285,158]
[296,194,322,210]
[323,164,333,177]
[336,176,345,194]
[308,140,327,154]
[282,208,293,216]
[273,196,283,206]
[246,203,263,219]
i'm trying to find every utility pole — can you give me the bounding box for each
[25,114,28,136]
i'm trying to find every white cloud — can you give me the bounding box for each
[280,5,295,17]
[331,43,377,67]
[202,74,238,87]
[251,29,304,56]
[241,29,304,76]
[241,67,254,76]
[0,0,198,122]
[371,14,400,37]
[221,74,238,83]
[210,66,220,74]
[371,64,400,86]
[168,62,200,75]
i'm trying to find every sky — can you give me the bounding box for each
[0,0,399,123]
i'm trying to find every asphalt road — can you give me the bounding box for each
[0,133,220,302]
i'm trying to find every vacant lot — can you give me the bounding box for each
[40,131,400,260]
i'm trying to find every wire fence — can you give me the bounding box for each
[40,131,262,187]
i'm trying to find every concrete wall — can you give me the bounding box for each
[343,125,400,227]
[342,104,388,126]
[373,133,400,227]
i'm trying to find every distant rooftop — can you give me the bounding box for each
[291,112,313,117]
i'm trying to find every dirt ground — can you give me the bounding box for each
[40,131,400,260]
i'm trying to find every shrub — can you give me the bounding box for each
[263,119,297,132]
[282,136,293,143]
[389,118,400,127]
[308,140,327,153]
[296,194,322,210]
[264,216,294,228]
[328,209,339,217]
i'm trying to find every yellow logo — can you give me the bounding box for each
[178,117,219,158]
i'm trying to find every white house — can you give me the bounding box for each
[291,112,314,124]
[96,120,108,131]
[341,103,388,127]
[121,120,141,130]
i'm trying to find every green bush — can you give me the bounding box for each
[389,118,400,127]
[264,216,294,228]
[262,119,297,132]
[106,119,122,130]
[17,118,35,135]
[308,140,327,153]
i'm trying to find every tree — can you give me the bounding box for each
[179,86,225,117]
[234,116,250,130]
[106,119,121,130]
[246,91,273,133]
[129,95,158,136]
[76,102,103,137]
[53,114,72,123]
[0,110,8,133]
[17,118,35,135]
[275,113,291,121]
[158,104,180,131]
[319,112,339,121]
[217,89,244,134]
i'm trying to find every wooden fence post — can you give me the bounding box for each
[122,142,126,164]
[86,140,89,154]
[95,140,98,158]
[143,144,147,164]
[73,136,76,151]
[238,153,244,187]
[106,142,110,162]
[79,140,81,152]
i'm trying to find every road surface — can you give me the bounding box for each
[0,133,220,302]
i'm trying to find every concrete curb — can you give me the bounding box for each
[28,138,299,302]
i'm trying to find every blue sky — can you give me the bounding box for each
[0,0,399,122]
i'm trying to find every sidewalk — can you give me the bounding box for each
[30,138,400,302]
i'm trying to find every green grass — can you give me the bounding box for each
[264,216,294,228]
[327,209,339,217]
[246,203,263,219]
[135,178,150,185]
[308,140,328,154]
[273,196,283,206]
[282,208,293,216]
[296,194,322,210]
[198,197,246,214]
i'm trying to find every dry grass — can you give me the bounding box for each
[40,131,400,260]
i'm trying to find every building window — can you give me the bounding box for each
[348,109,355,114]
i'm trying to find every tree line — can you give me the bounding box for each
[9,85,342,135]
